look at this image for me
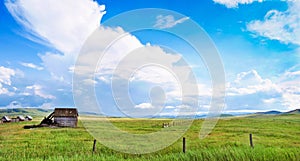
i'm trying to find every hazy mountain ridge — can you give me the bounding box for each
[0,108,299,118]
[285,109,300,114]
[254,109,300,115]
[0,108,52,117]
[254,110,283,115]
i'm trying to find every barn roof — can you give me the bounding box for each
[17,115,25,120]
[25,115,33,120]
[53,108,78,117]
[2,116,11,121]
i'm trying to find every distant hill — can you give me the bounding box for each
[254,109,300,116]
[0,108,106,118]
[220,114,234,117]
[285,109,300,114]
[255,110,282,115]
[0,108,299,118]
[0,108,52,117]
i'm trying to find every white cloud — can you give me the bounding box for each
[228,70,280,96]
[262,98,276,104]
[83,78,97,85]
[71,24,202,117]
[154,15,189,29]
[128,59,182,102]
[6,101,22,108]
[213,0,264,8]
[226,68,300,111]
[0,66,16,95]
[278,66,300,110]
[197,83,212,96]
[5,0,105,54]
[5,0,106,82]
[38,102,53,109]
[38,52,74,83]
[281,93,300,109]
[20,62,43,70]
[135,103,154,109]
[24,84,55,99]
[0,66,15,86]
[77,27,197,103]
[6,0,191,111]
[0,84,10,95]
[165,105,175,109]
[247,1,300,45]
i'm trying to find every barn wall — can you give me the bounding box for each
[54,117,77,127]
[11,118,19,122]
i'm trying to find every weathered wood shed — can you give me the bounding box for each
[25,115,33,121]
[1,116,11,122]
[53,108,78,127]
[17,115,25,121]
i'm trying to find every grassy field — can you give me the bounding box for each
[0,114,299,161]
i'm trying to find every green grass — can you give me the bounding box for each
[0,114,299,160]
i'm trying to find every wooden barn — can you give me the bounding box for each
[25,115,33,121]
[17,115,25,121]
[1,116,11,122]
[53,108,78,127]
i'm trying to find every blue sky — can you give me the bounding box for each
[0,0,299,116]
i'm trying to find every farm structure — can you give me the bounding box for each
[53,108,78,127]
[17,115,25,121]
[39,108,78,128]
[25,115,33,121]
[1,116,11,122]
[11,115,26,122]
[1,115,33,123]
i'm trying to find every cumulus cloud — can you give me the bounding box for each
[135,103,153,109]
[0,66,55,107]
[6,0,194,112]
[226,69,300,111]
[70,23,202,117]
[154,15,189,29]
[262,98,276,104]
[0,66,15,86]
[281,93,300,110]
[6,101,22,108]
[278,66,300,110]
[0,84,10,96]
[227,70,280,96]
[165,105,176,109]
[20,62,43,70]
[247,1,300,45]
[5,0,106,54]
[24,84,55,99]
[0,66,16,95]
[213,0,264,8]
[5,0,106,82]
[129,65,182,102]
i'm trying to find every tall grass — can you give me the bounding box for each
[0,114,299,160]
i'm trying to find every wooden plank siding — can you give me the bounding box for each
[54,117,78,127]
[53,108,78,127]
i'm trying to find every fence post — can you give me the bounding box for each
[93,139,97,153]
[183,137,186,153]
[249,134,253,148]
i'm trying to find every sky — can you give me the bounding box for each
[0,0,299,116]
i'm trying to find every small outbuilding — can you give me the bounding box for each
[17,115,25,121]
[1,116,11,122]
[53,108,78,127]
[25,115,33,121]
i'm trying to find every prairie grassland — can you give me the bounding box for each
[0,114,299,161]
